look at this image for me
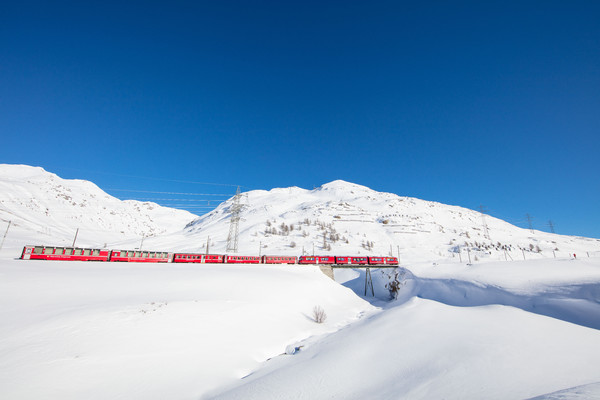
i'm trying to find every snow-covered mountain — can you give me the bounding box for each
[0,164,197,250]
[1,164,599,263]
[145,179,600,263]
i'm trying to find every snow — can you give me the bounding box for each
[212,297,600,400]
[1,164,600,399]
[0,164,196,250]
[0,259,374,399]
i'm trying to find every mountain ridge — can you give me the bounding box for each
[1,164,599,262]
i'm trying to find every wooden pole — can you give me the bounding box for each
[72,228,79,248]
[0,221,11,251]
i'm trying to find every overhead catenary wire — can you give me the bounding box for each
[105,189,233,196]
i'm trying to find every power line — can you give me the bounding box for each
[54,167,245,188]
[118,198,227,201]
[106,189,232,196]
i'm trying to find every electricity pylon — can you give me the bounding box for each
[226,186,243,253]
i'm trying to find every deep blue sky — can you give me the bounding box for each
[2,1,599,238]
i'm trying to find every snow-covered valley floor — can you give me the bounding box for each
[1,254,599,399]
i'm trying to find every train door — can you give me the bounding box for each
[21,246,33,260]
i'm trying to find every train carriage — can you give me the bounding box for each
[350,257,368,265]
[384,257,399,265]
[109,250,173,263]
[172,253,224,263]
[334,256,352,265]
[261,255,297,264]
[225,255,261,264]
[298,256,335,264]
[21,245,110,261]
[366,257,400,266]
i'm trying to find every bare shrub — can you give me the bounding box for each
[312,305,327,323]
[384,269,406,300]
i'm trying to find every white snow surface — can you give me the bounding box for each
[0,164,197,250]
[0,259,373,399]
[1,257,599,399]
[1,164,600,399]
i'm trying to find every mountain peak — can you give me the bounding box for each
[316,180,372,193]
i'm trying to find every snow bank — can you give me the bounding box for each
[212,298,600,400]
[0,259,375,399]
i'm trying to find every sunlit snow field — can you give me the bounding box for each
[1,252,599,400]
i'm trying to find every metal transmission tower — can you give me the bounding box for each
[526,213,534,234]
[226,186,243,253]
[548,220,555,233]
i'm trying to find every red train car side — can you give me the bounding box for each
[173,253,224,263]
[384,257,399,265]
[21,245,110,261]
[350,257,368,265]
[225,255,261,264]
[366,257,399,265]
[109,250,173,263]
[298,256,335,264]
[262,256,297,264]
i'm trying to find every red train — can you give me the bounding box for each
[20,245,398,266]
[298,256,398,266]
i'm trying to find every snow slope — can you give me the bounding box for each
[0,164,197,251]
[211,258,600,400]
[2,257,599,400]
[0,259,373,400]
[212,297,600,400]
[137,180,600,263]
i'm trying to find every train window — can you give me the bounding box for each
[92,250,99,256]
[142,252,149,257]
[65,248,73,255]
[34,246,44,254]
[55,247,64,255]
[83,249,90,256]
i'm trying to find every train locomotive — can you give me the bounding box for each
[20,245,399,266]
